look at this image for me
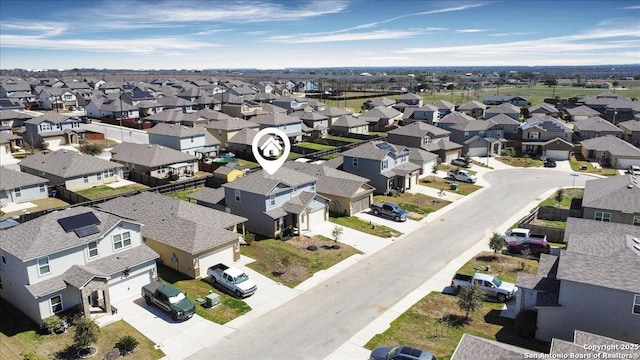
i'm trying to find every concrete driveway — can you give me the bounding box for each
[355,210,424,234]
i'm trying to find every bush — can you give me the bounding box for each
[78,142,104,156]
[42,315,61,334]
[115,335,139,355]
[515,310,538,338]
[73,317,100,350]
[21,351,46,360]
[243,233,255,246]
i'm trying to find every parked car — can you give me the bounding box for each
[141,281,196,321]
[498,228,547,243]
[507,238,550,257]
[544,158,557,167]
[370,201,408,222]
[451,157,471,168]
[80,116,92,124]
[628,165,640,175]
[370,345,437,360]
[450,272,517,302]
[207,263,257,298]
[447,169,477,183]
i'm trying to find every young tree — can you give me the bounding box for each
[331,226,343,244]
[457,284,485,320]
[554,188,564,204]
[280,256,291,274]
[73,317,100,352]
[489,233,506,257]
[431,158,442,182]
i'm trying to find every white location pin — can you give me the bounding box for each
[251,127,291,175]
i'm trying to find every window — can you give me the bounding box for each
[311,183,316,192]
[88,241,98,258]
[529,132,540,139]
[14,187,21,198]
[113,232,131,250]
[103,170,109,179]
[96,172,102,181]
[50,295,63,314]
[382,160,389,170]
[633,216,640,226]
[634,295,640,315]
[269,195,275,206]
[235,190,241,202]
[37,257,50,275]
[464,132,469,139]
[423,136,431,145]
[83,174,89,183]
[39,183,46,192]
[40,123,51,131]
[594,211,611,222]
[352,158,358,167]
[108,168,114,177]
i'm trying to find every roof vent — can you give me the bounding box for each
[635,244,640,252]
[628,184,634,189]
[633,238,640,245]
[147,144,152,148]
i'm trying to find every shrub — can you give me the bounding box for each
[42,315,61,334]
[243,233,255,246]
[489,233,506,255]
[78,142,104,156]
[21,351,46,360]
[457,284,485,320]
[73,317,100,350]
[115,335,140,355]
[554,188,564,203]
[515,310,538,338]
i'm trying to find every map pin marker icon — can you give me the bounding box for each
[252,127,291,175]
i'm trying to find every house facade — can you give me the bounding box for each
[520,116,573,158]
[581,174,640,225]
[618,119,640,146]
[23,113,85,148]
[0,168,49,206]
[580,136,640,169]
[388,121,462,163]
[148,123,219,159]
[573,117,623,140]
[251,113,303,143]
[0,207,159,324]
[110,143,199,180]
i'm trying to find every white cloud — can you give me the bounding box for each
[455,29,488,33]
[193,29,233,36]
[489,32,535,37]
[266,29,421,43]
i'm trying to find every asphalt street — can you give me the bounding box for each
[188,168,598,360]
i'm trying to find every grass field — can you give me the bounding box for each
[420,177,482,196]
[75,184,149,200]
[296,142,336,151]
[329,216,402,238]
[166,187,203,202]
[373,193,450,220]
[537,188,583,208]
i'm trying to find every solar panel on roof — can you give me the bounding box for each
[57,212,100,233]
[74,225,100,238]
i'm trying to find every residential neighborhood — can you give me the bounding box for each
[1,49,640,360]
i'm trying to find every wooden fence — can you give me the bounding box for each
[537,206,583,221]
[518,207,569,243]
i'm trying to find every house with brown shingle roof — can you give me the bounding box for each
[457,100,486,119]
[573,117,623,140]
[147,123,219,159]
[110,143,198,180]
[387,121,462,163]
[360,105,402,132]
[618,119,640,146]
[580,135,640,168]
[330,115,369,135]
[581,174,640,225]
[566,105,600,122]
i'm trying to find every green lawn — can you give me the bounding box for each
[420,177,482,196]
[532,219,567,230]
[569,155,620,176]
[240,235,361,287]
[325,135,365,143]
[365,252,547,360]
[296,142,336,151]
[237,159,259,169]
[329,216,403,238]
[1,197,69,218]
[167,187,203,202]
[374,193,450,220]
[75,184,149,200]
[537,188,583,208]
[157,265,251,324]
[0,298,164,360]
[495,156,544,168]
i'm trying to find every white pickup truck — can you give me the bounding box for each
[451,272,517,302]
[207,264,257,298]
[447,169,477,183]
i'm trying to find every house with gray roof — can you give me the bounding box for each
[251,112,303,143]
[0,108,34,129]
[449,119,507,157]
[528,103,560,118]
[573,116,623,140]
[363,97,395,110]
[360,106,402,132]
[484,113,521,138]
[618,119,640,146]
[387,121,462,163]
[283,161,375,216]
[394,93,423,107]
[223,168,328,237]
[205,117,260,147]
[85,96,140,120]
[431,99,456,119]
[319,107,352,126]
[0,168,49,207]
[520,116,573,159]
[451,333,532,360]
[329,115,369,136]
[295,111,329,138]
[37,87,78,111]
[0,131,22,155]
[23,113,85,148]
[457,100,486,119]
[0,206,159,324]
[148,123,219,159]
[19,149,123,191]
[187,187,228,212]
[401,104,439,125]
[580,135,640,169]
[98,192,246,278]
[155,96,194,113]
[482,95,528,106]
[581,174,640,225]
[341,141,420,194]
[566,105,601,122]
[110,143,198,181]
[516,217,640,343]
[437,112,475,132]
[484,102,520,120]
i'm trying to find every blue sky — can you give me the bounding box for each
[1,0,639,70]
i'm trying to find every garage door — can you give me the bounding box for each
[110,270,152,303]
[544,150,569,160]
[467,147,486,157]
[305,207,326,231]
[46,138,63,149]
[616,158,640,169]
[197,245,235,278]
[351,195,371,215]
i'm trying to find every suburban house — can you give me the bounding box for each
[520,116,574,159]
[484,102,521,120]
[528,103,560,118]
[251,112,303,143]
[155,96,194,113]
[223,168,329,238]
[23,113,85,148]
[359,106,402,132]
[110,143,198,180]
[205,117,260,147]
[484,113,521,138]
[407,147,439,175]
[581,174,640,225]
[387,121,462,163]
[38,88,78,111]
[329,115,369,135]
[148,123,219,159]
[437,112,476,132]
[448,119,507,157]
[0,109,34,129]
[451,334,531,360]
[566,105,601,122]
[19,150,123,191]
[515,218,640,343]
[186,187,228,213]
[363,97,394,110]
[0,206,159,324]
[457,100,486,119]
[482,95,528,106]
[0,167,49,207]
[271,97,310,114]
[319,107,352,126]
[296,111,329,139]
[580,135,640,169]
[394,92,423,108]
[341,141,420,194]
[85,97,140,120]
[283,161,375,216]
[402,104,439,125]
[98,192,246,278]
[573,117,623,140]
[431,100,456,119]
[0,132,22,156]
[225,127,260,156]
[618,119,640,146]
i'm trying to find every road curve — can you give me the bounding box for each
[189,168,598,360]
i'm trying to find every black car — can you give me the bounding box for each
[370,345,437,360]
[544,158,557,167]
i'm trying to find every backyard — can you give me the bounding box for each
[295,142,336,152]
[365,252,547,360]
[240,235,361,288]
[0,197,69,217]
[75,184,149,200]
[330,216,403,238]
[373,192,450,220]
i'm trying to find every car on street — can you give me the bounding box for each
[628,165,640,175]
[370,345,437,360]
[544,158,557,167]
[451,157,471,168]
[507,238,550,257]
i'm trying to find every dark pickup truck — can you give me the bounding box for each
[141,281,196,321]
[370,201,408,222]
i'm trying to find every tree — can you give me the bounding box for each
[489,233,506,256]
[78,142,104,156]
[457,284,485,320]
[73,317,100,352]
[115,335,140,355]
[554,188,564,203]
[280,256,291,274]
[331,226,343,244]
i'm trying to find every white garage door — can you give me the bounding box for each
[307,207,327,228]
[198,245,235,278]
[616,158,640,169]
[544,150,569,160]
[467,146,486,157]
[46,138,63,149]
[110,270,152,303]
